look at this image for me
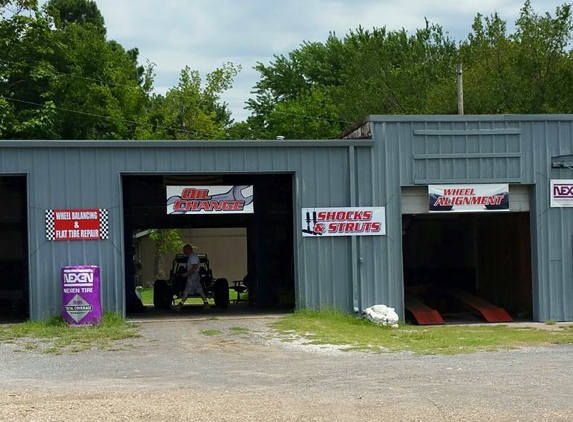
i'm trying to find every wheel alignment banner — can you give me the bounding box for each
[429,184,509,213]
[301,207,386,237]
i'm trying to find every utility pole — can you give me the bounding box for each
[457,63,464,115]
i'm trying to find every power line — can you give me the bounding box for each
[0,57,147,94]
[272,110,355,125]
[1,57,356,127]
[0,95,217,139]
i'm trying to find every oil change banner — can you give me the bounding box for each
[429,184,509,212]
[550,180,573,207]
[302,207,386,237]
[61,266,102,325]
[167,186,254,214]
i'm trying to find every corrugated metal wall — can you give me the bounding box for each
[368,115,573,322]
[0,141,371,320]
[3,115,573,322]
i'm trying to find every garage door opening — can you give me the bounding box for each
[122,174,295,316]
[402,213,533,324]
[0,176,29,321]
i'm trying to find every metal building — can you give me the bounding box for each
[1,114,572,323]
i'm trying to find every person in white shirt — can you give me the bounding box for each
[175,244,209,310]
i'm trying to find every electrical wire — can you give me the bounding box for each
[0,95,219,139]
[272,110,355,125]
[0,57,148,93]
[1,57,357,128]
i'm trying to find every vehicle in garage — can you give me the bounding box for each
[153,253,229,309]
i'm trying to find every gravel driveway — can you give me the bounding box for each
[0,314,572,421]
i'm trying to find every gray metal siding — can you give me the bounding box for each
[370,116,573,321]
[1,144,362,320]
[351,132,404,316]
[4,115,573,322]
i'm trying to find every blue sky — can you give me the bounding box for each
[46,0,570,121]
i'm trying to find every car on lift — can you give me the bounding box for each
[153,253,229,309]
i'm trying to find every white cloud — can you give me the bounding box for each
[41,0,566,122]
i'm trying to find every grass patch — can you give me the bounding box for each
[201,329,222,336]
[545,320,557,325]
[0,312,140,354]
[272,309,573,355]
[139,287,247,306]
[139,287,153,305]
[230,326,249,334]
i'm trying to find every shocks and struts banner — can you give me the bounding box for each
[429,184,510,212]
[167,186,254,214]
[301,207,386,237]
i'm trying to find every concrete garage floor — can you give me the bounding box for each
[127,302,291,322]
[1,317,573,422]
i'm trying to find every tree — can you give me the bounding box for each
[45,0,105,33]
[246,1,573,138]
[0,3,60,138]
[149,229,183,281]
[137,63,240,140]
[460,1,573,114]
[0,0,37,16]
[0,0,152,140]
[247,22,458,139]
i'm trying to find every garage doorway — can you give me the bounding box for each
[0,176,29,321]
[401,185,533,324]
[402,212,533,323]
[122,174,295,315]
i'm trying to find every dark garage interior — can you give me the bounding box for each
[402,212,533,324]
[0,176,29,321]
[122,174,295,314]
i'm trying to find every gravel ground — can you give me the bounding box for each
[1,314,573,421]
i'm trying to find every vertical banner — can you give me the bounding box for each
[550,180,573,207]
[61,266,102,326]
[301,207,386,237]
[429,184,509,212]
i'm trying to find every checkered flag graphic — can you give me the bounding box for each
[99,209,109,240]
[45,210,55,240]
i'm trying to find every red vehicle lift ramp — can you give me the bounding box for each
[445,288,513,323]
[405,294,445,325]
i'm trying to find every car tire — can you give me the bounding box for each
[153,279,172,309]
[213,278,229,309]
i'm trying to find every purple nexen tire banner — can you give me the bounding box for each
[61,266,102,325]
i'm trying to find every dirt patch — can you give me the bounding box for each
[0,317,572,421]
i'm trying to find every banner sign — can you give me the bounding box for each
[167,185,254,214]
[301,207,386,237]
[61,266,102,325]
[429,184,509,213]
[551,180,573,207]
[46,209,109,241]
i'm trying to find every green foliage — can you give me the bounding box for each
[148,229,183,254]
[0,3,240,140]
[46,0,105,33]
[248,1,573,139]
[0,0,37,16]
[247,22,458,139]
[3,1,573,141]
[137,63,241,140]
[460,1,573,114]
